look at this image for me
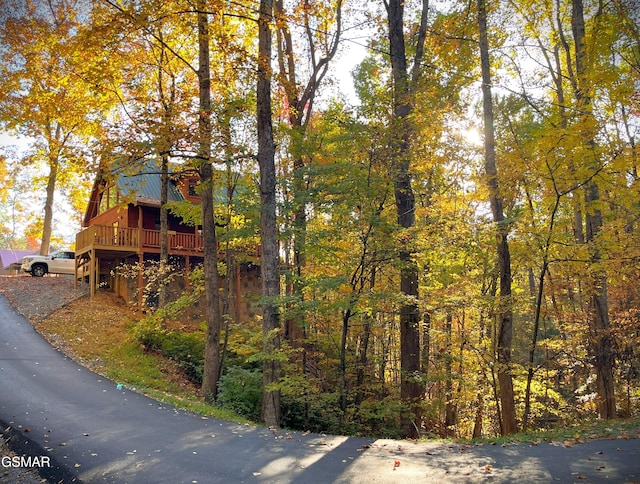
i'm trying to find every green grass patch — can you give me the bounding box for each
[468,417,640,445]
[104,340,178,392]
[103,340,251,424]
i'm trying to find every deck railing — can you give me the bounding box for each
[76,225,203,254]
[143,229,203,251]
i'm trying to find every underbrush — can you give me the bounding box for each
[131,319,348,433]
[31,286,640,442]
[136,327,205,384]
[474,417,640,445]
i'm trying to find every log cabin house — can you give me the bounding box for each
[74,161,261,323]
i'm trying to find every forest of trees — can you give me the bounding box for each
[0,0,638,439]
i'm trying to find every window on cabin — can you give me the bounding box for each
[188,178,199,197]
[99,184,119,214]
[99,188,108,214]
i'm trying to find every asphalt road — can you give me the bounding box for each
[1,294,639,484]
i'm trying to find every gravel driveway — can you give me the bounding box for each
[0,275,88,322]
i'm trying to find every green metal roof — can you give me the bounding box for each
[115,160,185,205]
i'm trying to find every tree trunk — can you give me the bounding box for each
[198,3,222,403]
[339,307,352,415]
[41,151,58,255]
[472,392,484,439]
[355,316,372,406]
[156,31,171,313]
[386,0,423,439]
[258,0,281,428]
[547,5,586,245]
[477,0,517,435]
[273,0,306,346]
[523,187,563,429]
[523,262,547,431]
[571,0,616,419]
[421,311,431,382]
[444,313,456,436]
[41,125,63,256]
[159,152,169,312]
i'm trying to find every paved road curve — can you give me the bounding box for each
[1,294,639,483]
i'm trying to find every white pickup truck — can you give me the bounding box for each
[21,250,76,277]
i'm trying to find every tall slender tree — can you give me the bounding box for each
[273,0,343,342]
[257,0,281,427]
[0,0,111,254]
[197,0,223,402]
[384,0,430,439]
[570,0,616,419]
[94,0,254,401]
[476,0,517,435]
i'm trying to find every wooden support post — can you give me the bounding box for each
[185,255,190,289]
[113,258,118,297]
[96,256,100,293]
[137,253,144,307]
[90,250,96,299]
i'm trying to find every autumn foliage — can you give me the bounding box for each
[0,0,639,438]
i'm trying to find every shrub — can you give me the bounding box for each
[134,323,205,384]
[159,331,205,383]
[353,397,405,439]
[217,366,263,421]
[280,389,342,434]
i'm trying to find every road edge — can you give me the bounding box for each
[1,417,81,484]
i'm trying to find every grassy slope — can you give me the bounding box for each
[34,291,247,423]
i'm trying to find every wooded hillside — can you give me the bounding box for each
[0,0,638,438]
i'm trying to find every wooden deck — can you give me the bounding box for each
[75,224,260,301]
[75,225,204,257]
[75,225,205,299]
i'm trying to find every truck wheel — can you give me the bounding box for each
[31,264,47,277]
